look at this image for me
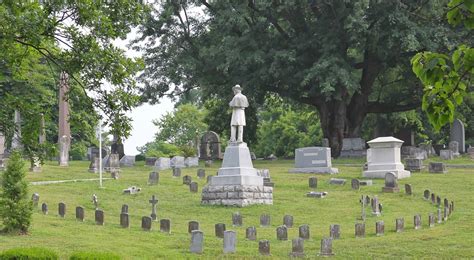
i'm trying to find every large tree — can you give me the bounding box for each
[136,0,462,156]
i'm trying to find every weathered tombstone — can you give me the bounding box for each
[75,206,85,222]
[188,220,199,233]
[355,223,365,238]
[190,230,204,254]
[405,184,412,195]
[306,191,328,198]
[376,221,384,236]
[363,137,411,179]
[449,141,460,157]
[283,215,293,228]
[183,175,192,185]
[149,195,158,221]
[429,213,435,227]
[120,213,129,228]
[424,189,431,200]
[429,162,447,173]
[410,147,428,160]
[142,216,152,231]
[382,172,400,192]
[184,157,199,167]
[414,214,421,230]
[160,219,171,233]
[154,157,170,171]
[372,196,381,216]
[30,156,41,173]
[405,158,424,172]
[440,150,454,160]
[95,209,104,225]
[172,167,181,177]
[223,230,236,253]
[145,157,157,166]
[197,169,205,179]
[199,131,223,160]
[31,193,40,208]
[276,225,288,240]
[205,160,213,167]
[289,147,338,174]
[92,194,98,210]
[341,137,366,157]
[444,198,449,210]
[319,238,334,256]
[232,212,242,226]
[119,155,135,167]
[396,218,404,232]
[351,179,360,190]
[246,226,257,240]
[289,238,305,257]
[299,224,310,240]
[88,156,99,173]
[436,196,441,207]
[121,204,129,214]
[437,208,442,223]
[360,180,373,186]
[444,206,449,221]
[260,214,271,227]
[359,195,367,221]
[215,223,226,238]
[329,178,346,185]
[330,224,340,239]
[170,156,185,168]
[42,203,48,214]
[108,153,120,170]
[190,182,198,193]
[451,201,455,212]
[148,172,159,185]
[58,202,66,218]
[206,175,213,183]
[259,240,270,255]
[431,193,436,204]
[450,119,465,153]
[308,177,318,189]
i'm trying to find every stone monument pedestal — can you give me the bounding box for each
[363,137,411,179]
[201,142,272,207]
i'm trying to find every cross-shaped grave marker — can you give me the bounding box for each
[149,195,158,221]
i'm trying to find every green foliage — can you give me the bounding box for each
[69,251,120,260]
[137,141,182,158]
[70,142,87,161]
[0,247,58,260]
[154,104,208,147]
[0,151,32,233]
[254,96,322,157]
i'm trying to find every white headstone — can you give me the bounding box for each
[363,136,411,179]
[170,156,185,168]
[154,157,170,170]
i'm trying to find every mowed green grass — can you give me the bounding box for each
[0,157,473,259]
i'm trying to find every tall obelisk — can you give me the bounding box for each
[58,72,71,166]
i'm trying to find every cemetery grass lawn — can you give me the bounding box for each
[0,159,473,259]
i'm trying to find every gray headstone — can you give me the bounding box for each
[199,131,222,160]
[283,215,293,228]
[148,172,159,185]
[170,156,185,168]
[109,153,120,168]
[183,175,192,185]
[436,196,441,207]
[121,204,129,214]
[119,155,135,167]
[396,218,404,232]
[149,195,158,221]
[437,208,442,223]
[185,157,199,167]
[142,216,152,231]
[260,214,270,227]
[276,225,288,240]
[172,168,181,177]
[359,180,373,186]
[215,223,226,238]
[319,238,334,256]
[246,226,257,240]
[306,191,328,198]
[424,189,431,200]
[429,213,435,227]
[410,147,427,160]
[190,230,204,254]
[188,220,199,233]
[450,119,465,153]
[197,169,205,179]
[223,230,236,253]
[259,240,270,255]
[31,193,39,208]
[75,206,85,222]
[58,202,66,217]
[444,206,449,221]
[440,150,454,160]
[376,221,384,236]
[291,147,338,173]
[122,186,141,195]
[154,157,170,171]
[351,179,360,190]
[329,224,340,239]
[371,197,381,216]
[448,141,460,156]
[431,193,436,204]
[232,212,242,226]
[444,198,449,210]
[405,184,412,195]
[309,177,318,188]
[145,157,157,166]
[355,223,365,238]
[382,172,399,193]
[341,137,366,157]
[190,182,198,193]
[206,175,213,183]
[329,178,346,185]
[95,209,104,225]
[405,158,423,172]
[120,213,129,228]
[42,203,48,214]
[88,156,99,173]
[299,224,310,240]
[429,162,447,173]
[160,219,171,233]
[289,237,305,257]
[414,214,421,229]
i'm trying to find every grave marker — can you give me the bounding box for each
[42,203,48,214]
[246,226,257,240]
[355,223,365,238]
[190,182,198,193]
[423,189,431,200]
[223,231,236,253]
[197,169,205,179]
[396,218,404,232]
[142,216,152,231]
[405,184,412,195]
[330,224,340,239]
[276,225,288,240]
[31,193,39,208]
[429,213,435,227]
[120,213,129,228]
[215,223,226,238]
[190,230,204,254]
[289,147,338,174]
[319,238,334,256]
[289,238,305,257]
[414,214,421,229]
[351,179,360,190]
[299,224,310,240]
[283,215,293,228]
[440,150,454,160]
[405,158,424,172]
[149,195,158,221]
[437,208,442,223]
[309,177,318,188]
[148,172,159,185]
[95,209,104,225]
[58,202,66,218]
[259,240,270,255]
[260,214,270,227]
[376,221,384,236]
[75,206,85,222]
[188,221,199,233]
[172,168,181,177]
[450,119,465,153]
[121,204,128,214]
[160,219,171,233]
[183,175,192,185]
[382,172,400,192]
[329,178,346,185]
[232,212,242,226]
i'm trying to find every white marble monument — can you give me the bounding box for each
[362,136,411,179]
[201,85,272,207]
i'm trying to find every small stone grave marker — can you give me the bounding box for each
[142,216,152,231]
[223,230,236,253]
[188,220,199,233]
[309,177,317,188]
[405,158,423,172]
[289,238,305,257]
[396,218,404,232]
[319,238,334,256]
[95,209,104,225]
[414,214,421,229]
[215,223,226,238]
[359,180,373,186]
[355,223,365,238]
[172,168,181,177]
[197,169,205,179]
[75,206,85,222]
[123,186,141,195]
[260,214,270,227]
[444,198,449,210]
[31,193,39,208]
[149,195,158,221]
[276,225,288,240]
[183,175,192,185]
[382,172,399,192]
[283,215,293,228]
[444,206,449,221]
[437,208,442,223]
[372,197,381,216]
[329,178,346,185]
[246,226,257,240]
[429,162,447,173]
[190,182,198,193]
[431,193,436,204]
[206,175,213,183]
[190,230,204,254]
[92,194,98,210]
[41,203,48,214]
[440,149,454,160]
[405,184,412,195]
[259,240,270,255]
[351,179,360,190]
[58,202,66,218]
[424,189,431,200]
[121,204,128,214]
[299,224,310,240]
[330,224,340,239]
[148,172,159,185]
[232,212,242,226]
[376,221,384,236]
[306,191,327,198]
[436,196,441,207]
[120,213,129,228]
[429,213,435,227]
[205,160,212,167]
[160,219,171,233]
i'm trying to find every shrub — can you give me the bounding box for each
[0,150,32,233]
[0,247,58,259]
[135,154,146,161]
[69,251,121,260]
